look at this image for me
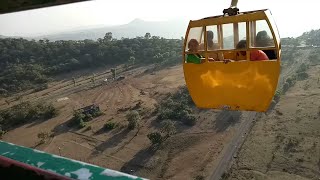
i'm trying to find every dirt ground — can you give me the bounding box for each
[226,64,320,180]
[1,64,241,179]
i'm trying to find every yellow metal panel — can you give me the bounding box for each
[183,61,280,112]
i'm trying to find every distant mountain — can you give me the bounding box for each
[34,18,189,41]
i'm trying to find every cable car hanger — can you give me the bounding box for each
[223,0,240,16]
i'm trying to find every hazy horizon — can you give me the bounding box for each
[1,0,320,38]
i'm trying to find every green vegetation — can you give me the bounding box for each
[126,110,141,130]
[147,120,177,146]
[0,102,58,130]
[147,132,163,145]
[157,86,196,126]
[104,122,117,130]
[0,33,182,94]
[160,120,176,137]
[71,106,102,128]
[37,131,50,144]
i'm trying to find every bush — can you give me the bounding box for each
[34,84,48,92]
[147,132,163,145]
[37,131,49,144]
[0,129,5,138]
[0,102,58,130]
[126,110,140,130]
[183,114,196,126]
[160,120,176,137]
[273,90,281,102]
[85,114,93,121]
[43,104,58,118]
[72,110,85,126]
[104,122,117,130]
[296,63,308,73]
[157,86,197,126]
[282,82,290,93]
[286,77,295,86]
[79,119,87,128]
[296,72,309,81]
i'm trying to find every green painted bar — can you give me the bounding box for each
[0,141,147,180]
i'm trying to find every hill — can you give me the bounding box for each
[34,18,189,41]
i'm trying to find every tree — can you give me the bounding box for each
[144,33,151,39]
[160,120,176,138]
[126,110,141,130]
[128,56,135,66]
[104,32,113,42]
[72,77,76,87]
[147,132,163,145]
[111,68,117,80]
[282,82,290,93]
[91,73,96,86]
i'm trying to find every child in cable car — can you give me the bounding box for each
[186,39,205,64]
[236,40,269,61]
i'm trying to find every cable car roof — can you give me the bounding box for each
[0,0,91,15]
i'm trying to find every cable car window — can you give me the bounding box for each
[222,23,235,49]
[250,20,275,48]
[238,22,246,41]
[185,27,205,52]
[185,27,205,64]
[205,25,219,51]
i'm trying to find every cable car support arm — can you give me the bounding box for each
[223,0,239,16]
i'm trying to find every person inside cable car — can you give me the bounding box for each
[256,30,277,59]
[186,39,205,64]
[236,40,269,61]
[199,31,224,61]
[199,31,219,50]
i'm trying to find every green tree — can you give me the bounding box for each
[111,68,117,80]
[147,132,163,145]
[128,56,135,66]
[144,33,151,39]
[160,120,176,138]
[104,32,113,42]
[126,110,141,130]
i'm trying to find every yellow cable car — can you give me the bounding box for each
[183,1,281,112]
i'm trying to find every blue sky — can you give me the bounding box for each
[0,0,319,37]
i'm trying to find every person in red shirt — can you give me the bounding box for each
[236,40,269,61]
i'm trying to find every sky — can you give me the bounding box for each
[0,0,319,38]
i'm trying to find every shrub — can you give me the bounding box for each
[183,114,196,126]
[0,102,58,130]
[282,82,290,94]
[147,132,163,145]
[37,131,49,144]
[296,72,309,81]
[0,129,5,138]
[126,110,140,130]
[43,104,58,118]
[79,119,87,128]
[296,63,308,73]
[160,120,176,137]
[104,122,117,130]
[273,90,281,102]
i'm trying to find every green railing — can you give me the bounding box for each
[0,140,147,180]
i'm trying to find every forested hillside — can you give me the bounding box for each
[0,32,182,94]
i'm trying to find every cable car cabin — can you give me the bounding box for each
[183,9,281,112]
